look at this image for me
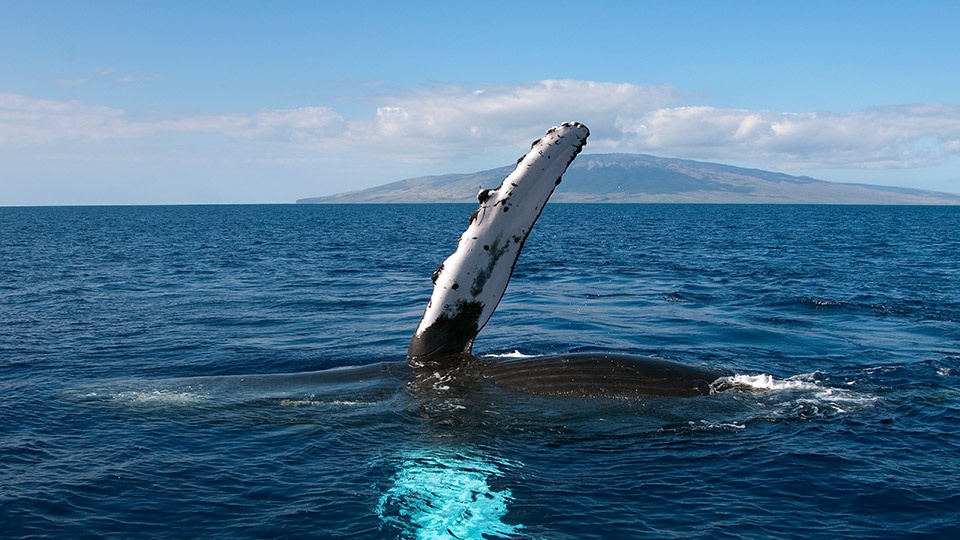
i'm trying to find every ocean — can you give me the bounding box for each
[2,203,958,539]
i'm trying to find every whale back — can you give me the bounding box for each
[479,354,721,398]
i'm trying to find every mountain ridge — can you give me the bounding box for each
[297,153,960,205]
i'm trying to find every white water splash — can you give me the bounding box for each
[714,372,880,417]
[483,350,535,359]
[720,373,822,392]
[110,389,207,406]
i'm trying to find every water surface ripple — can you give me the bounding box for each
[2,204,958,538]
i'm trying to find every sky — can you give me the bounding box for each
[2,0,959,205]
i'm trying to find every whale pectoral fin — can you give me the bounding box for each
[408,300,482,362]
[408,122,589,365]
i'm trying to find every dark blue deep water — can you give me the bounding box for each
[2,204,959,539]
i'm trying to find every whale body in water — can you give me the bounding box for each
[407,122,723,398]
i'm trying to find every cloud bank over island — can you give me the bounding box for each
[2,79,959,204]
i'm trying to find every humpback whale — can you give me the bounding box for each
[408,122,724,398]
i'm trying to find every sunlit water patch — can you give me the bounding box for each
[376,445,523,539]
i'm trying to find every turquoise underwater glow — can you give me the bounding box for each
[377,446,521,539]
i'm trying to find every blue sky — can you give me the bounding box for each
[2,1,959,205]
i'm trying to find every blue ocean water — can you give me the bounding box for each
[1,203,959,539]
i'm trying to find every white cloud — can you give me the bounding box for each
[152,107,347,143]
[0,93,344,146]
[0,93,152,143]
[55,78,89,88]
[3,82,960,174]
[115,73,161,84]
[616,104,960,169]
[343,80,682,159]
